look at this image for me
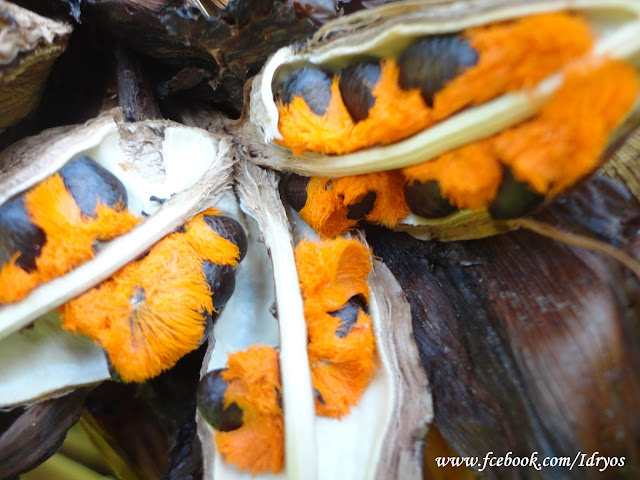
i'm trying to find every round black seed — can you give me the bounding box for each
[197,369,243,432]
[202,215,248,262]
[280,67,333,116]
[346,191,377,220]
[329,295,368,338]
[489,167,545,219]
[281,173,310,212]
[398,34,478,107]
[339,60,381,123]
[404,180,458,218]
[0,194,46,272]
[202,261,236,311]
[59,155,128,217]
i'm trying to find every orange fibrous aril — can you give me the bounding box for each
[276,13,593,156]
[60,208,241,383]
[298,171,409,238]
[215,345,284,475]
[0,174,140,304]
[403,58,639,210]
[295,238,378,418]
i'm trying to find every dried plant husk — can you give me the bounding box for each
[194,160,431,480]
[80,346,207,480]
[75,0,327,115]
[0,388,88,479]
[364,170,640,479]
[0,0,72,134]
[0,107,234,407]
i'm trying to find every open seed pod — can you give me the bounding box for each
[0,107,236,406]
[195,160,431,480]
[0,0,72,133]
[239,0,640,239]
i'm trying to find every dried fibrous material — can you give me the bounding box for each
[195,161,430,479]
[365,170,640,478]
[0,0,72,133]
[77,0,324,114]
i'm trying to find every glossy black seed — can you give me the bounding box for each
[0,194,46,272]
[313,387,326,405]
[339,60,381,123]
[59,156,128,217]
[280,67,333,116]
[203,215,248,262]
[329,295,368,338]
[197,369,243,432]
[202,261,236,311]
[281,173,310,212]
[404,180,458,218]
[398,34,478,107]
[489,167,545,219]
[346,191,377,220]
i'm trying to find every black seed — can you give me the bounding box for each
[346,191,377,220]
[202,261,236,311]
[59,156,128,217]
[313,387,326,405]
[197,369,243,432]
[404,180,458,218]
[329,295,368,338]
[281,173,310,212]
[489,167,545,219]
[203,215,248,262]
[398,34,478,107]
[339,60,381,123]
[0,194,46,272]
[280,67,333,116]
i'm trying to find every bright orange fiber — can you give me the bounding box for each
[276,13,593,155]
[0,174,140,303]
[216,346,284,475]
[299,172,409,238]
[61,208,240,383]
[403,59,639,209]
[295,238,377,418]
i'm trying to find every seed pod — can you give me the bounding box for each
[241,0,640,239]
[0,108,236,406]
[196,159,431,480]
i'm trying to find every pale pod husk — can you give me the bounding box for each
[0,0,72,133]
[195,160,432,480]
[248,0,640,175]
[240,0,640,240]
[0,107,234,407]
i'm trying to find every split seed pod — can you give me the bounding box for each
[196,161,431,480]
[0,108,236,407]
[241,0,640,239]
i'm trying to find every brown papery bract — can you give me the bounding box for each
[61,208,240,383]
[295,238,377,418]
[216,345,284,475]
[0,174,140,303]
[276,13,593,155]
